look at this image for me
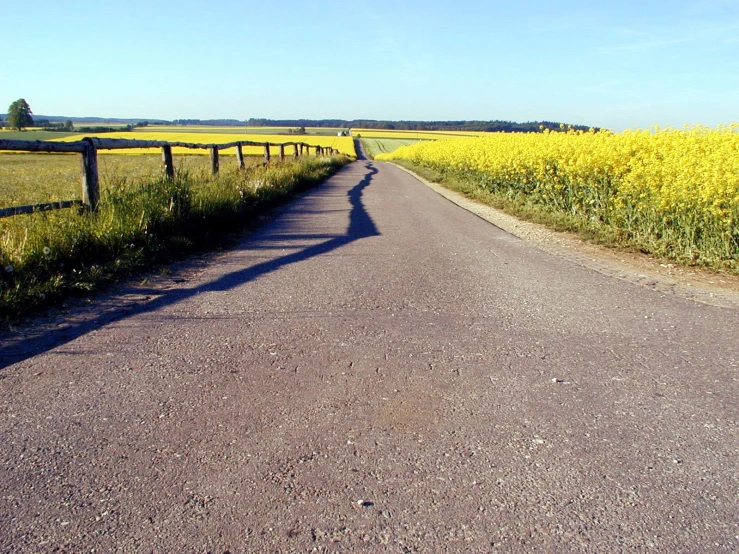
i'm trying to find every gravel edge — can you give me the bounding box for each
[388,162,739,310]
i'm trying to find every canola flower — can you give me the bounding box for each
[377,125,739,268]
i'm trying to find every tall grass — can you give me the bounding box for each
[0,155,349,323]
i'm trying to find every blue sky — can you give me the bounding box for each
[2,0,738,130]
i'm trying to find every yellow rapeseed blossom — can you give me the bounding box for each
[377,125,739,267]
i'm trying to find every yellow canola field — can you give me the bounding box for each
[377,125,739,267]
[351,129,486,140]
[53,132,356,157]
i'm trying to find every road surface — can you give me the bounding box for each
[1,157,737,553]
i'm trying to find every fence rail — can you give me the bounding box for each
[0,137,340,218]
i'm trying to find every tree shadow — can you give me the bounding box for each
[0,162,380,370]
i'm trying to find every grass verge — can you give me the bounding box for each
[0,155,350,326]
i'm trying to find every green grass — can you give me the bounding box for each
[0,129,79,140]
[361,138,419,158]
[0,154,350,324]
[0,153,81,206]
[0,154,264,207]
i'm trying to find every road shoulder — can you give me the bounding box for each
[388,162,739,309]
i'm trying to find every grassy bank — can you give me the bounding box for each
[0,155,350,324]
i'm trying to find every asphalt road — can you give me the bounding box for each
[1,158,737,553]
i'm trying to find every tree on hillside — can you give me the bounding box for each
[7,99,34,130]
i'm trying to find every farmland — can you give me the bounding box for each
[50,130,356,157]
[0,154,224,207]
[358,129,495,158]
[135,126,351,136]
[361,138,418,158]
[352,128,485,140]
[377,125,739,272]
[0,129,78,141]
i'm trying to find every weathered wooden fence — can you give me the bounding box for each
[0,137,340,217]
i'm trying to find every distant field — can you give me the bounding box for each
[136,126,350,136]
[1,126,351,139]
[52,131,356,157]
[70,123,131,128]
[0,129,79,141]
[351,129,485,140]
[362,138,419,158]
[0,132,354,208]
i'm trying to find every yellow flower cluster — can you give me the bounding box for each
[377,125,739,266]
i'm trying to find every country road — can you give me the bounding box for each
[1,156,737,553]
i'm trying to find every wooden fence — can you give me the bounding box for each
[0,137,339,217]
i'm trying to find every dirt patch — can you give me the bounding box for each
[392,163,739,309]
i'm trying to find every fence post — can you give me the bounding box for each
[293,144,299,158]
[279,144,285,162]
[236,144,245,170]
[264,144,270,164]
[161,145,175,179]
[80,138,99,211]
[210,146,219,175]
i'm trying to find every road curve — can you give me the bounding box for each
[1,159,737,553]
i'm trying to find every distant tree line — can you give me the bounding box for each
[246,118,595,133]
[1,103,595,134]
[36,119,75,131]
[19,119,151,133]
[74,121,149,133]
[171,119,244,126]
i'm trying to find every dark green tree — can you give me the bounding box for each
[7,98,34,130]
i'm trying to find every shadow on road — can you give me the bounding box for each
[0,163,380,370]
[354,139,368,161]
